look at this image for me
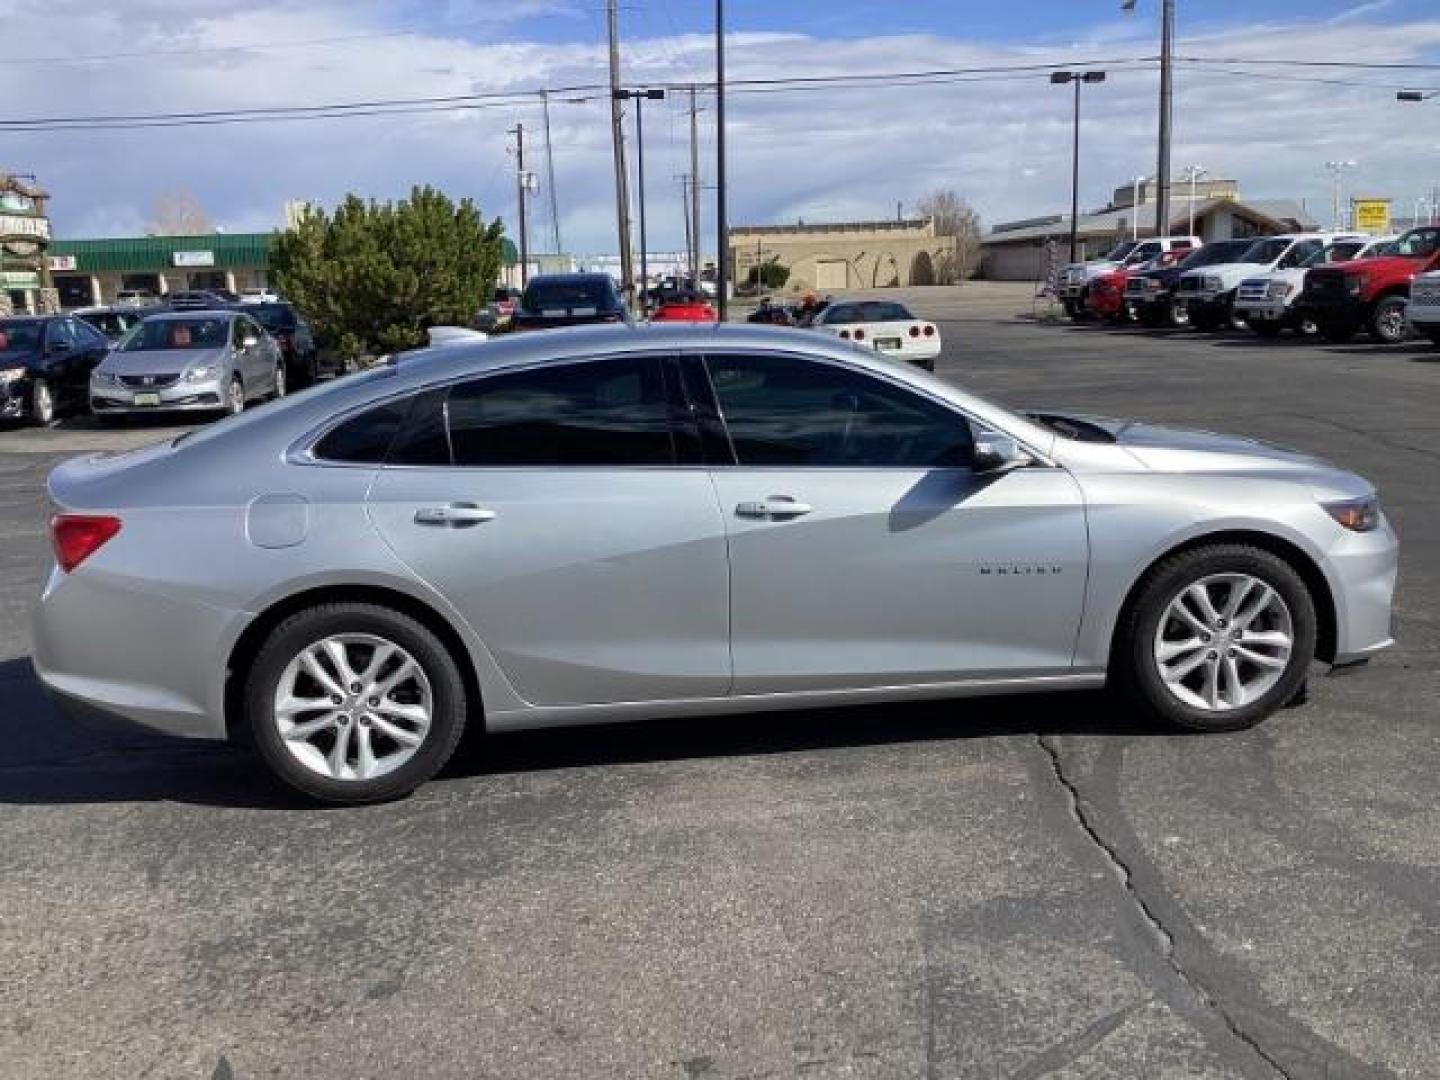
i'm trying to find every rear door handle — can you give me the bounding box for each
[735,496,813,519]
[414,503,497,527]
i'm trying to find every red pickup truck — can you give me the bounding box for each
[1298,226,1440,344]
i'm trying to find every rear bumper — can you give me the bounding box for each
[31,564,241,741]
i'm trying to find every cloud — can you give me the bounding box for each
[1326,1,1395,26]
[4,4,1440,254]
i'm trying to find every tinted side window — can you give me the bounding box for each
[706,353,973,468]
[447,355,675,467]
[48,320,75,349]
[313,399,411,463]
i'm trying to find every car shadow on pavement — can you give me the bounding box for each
[0,654,1177,810]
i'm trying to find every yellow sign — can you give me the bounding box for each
[1352,198,1391,234]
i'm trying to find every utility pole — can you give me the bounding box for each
[510,124,530,287]
[616,88,665,310]
[607,0,635,304]
[1155,0,1174,237]
[540,89,563,255]
[715,0,728,320]
[678,175,694,276]
[689,85,702,284]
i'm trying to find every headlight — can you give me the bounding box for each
[183,364,221,383]
[1324,496,1381,533]
[91,369,120,386]
[1203,276,1223,293]
[1268,282,1295,300]
[0,367,24,386]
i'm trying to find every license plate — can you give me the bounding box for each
[131,392,161,407]
[874,337,902,351]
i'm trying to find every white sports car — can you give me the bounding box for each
[809,299,941,370]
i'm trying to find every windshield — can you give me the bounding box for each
[1102,241,1139,262]
[1239,238,1293,265]
[120,317,229,352]
[0,320,42,353]
[250,304,295,331]
[522,279,612,311]
[1312,242,1363,265]
[1392,228,1440,258]
[1178,241,1252,269]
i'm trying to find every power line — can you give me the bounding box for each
[1178,55,1440,71]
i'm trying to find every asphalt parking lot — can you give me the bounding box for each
[2,286,1437,1079]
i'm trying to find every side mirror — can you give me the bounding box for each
[241,335,259,349]
[972,432,1032,475]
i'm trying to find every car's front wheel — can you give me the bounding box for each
[225,376,245,416]
[1115,544,1316,732]
[245,603,469,803]
[1370,296,1410,344]
[30,378,56,426]
[272,362,287,400]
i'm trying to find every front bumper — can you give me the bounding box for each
[1297,292,1365,324]
[90,377,224,414]
[1326,515,1400,665]
[1233,300,1292,323]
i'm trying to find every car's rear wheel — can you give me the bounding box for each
[245,603,468,803]
[1114,544,1316,732]
[1370,296,1410,344]
[30,378,56,425]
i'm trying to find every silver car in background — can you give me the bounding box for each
[35,324,1397,804]
[89,309,285,419]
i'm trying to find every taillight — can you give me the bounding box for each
[924,325,935,337]
[838,329,850,339]
[853,328,865,341]
[908,325,921,338]
[51,514,122,573]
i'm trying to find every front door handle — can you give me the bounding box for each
[414,503,497,527]
[735,496,813,519]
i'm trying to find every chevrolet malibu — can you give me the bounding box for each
[34,324,1397,803]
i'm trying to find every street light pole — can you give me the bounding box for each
[715,0,728,321]
[1051,71,1107,264]
[1325,160,1358,231]
[1180,164,1205,238]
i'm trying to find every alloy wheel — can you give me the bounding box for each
[272,633,433,782]
[273,364,287,399]
[228,378,245,415]
[1374,299,1409,344]
[1152,573,1294,712]
[32,379,54,424]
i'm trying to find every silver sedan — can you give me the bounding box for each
[89,309,285,418]
[34,324,1397,803]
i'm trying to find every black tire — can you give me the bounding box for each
[1318,320,1357,344]
[1249,319,1283,339]
[1369,295,1410,345]
[1112,544,1317,733]
[244,603,469,803]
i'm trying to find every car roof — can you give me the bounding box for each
[525,272,615,285]
[144,309,239,322]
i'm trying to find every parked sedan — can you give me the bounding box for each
[809,299,940,369]
[34,324,1395,804]
[0,314,111,424]
[89,310,285,419]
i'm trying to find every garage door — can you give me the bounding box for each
[815,259,848,290]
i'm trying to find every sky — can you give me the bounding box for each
[1,0,1438,256]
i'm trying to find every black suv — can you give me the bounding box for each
[249,302,326,387]
[509,273,630,332]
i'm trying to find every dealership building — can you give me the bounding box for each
[980,178,1318,281]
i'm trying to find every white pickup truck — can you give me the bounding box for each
[1406,270,1440,347]
[1233,235,1389,338]
[1174,233,1349,332]
[1060,236,1199,320]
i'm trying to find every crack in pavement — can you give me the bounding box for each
[1032,733,1403,1080]
[1036,734,1290,1080]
